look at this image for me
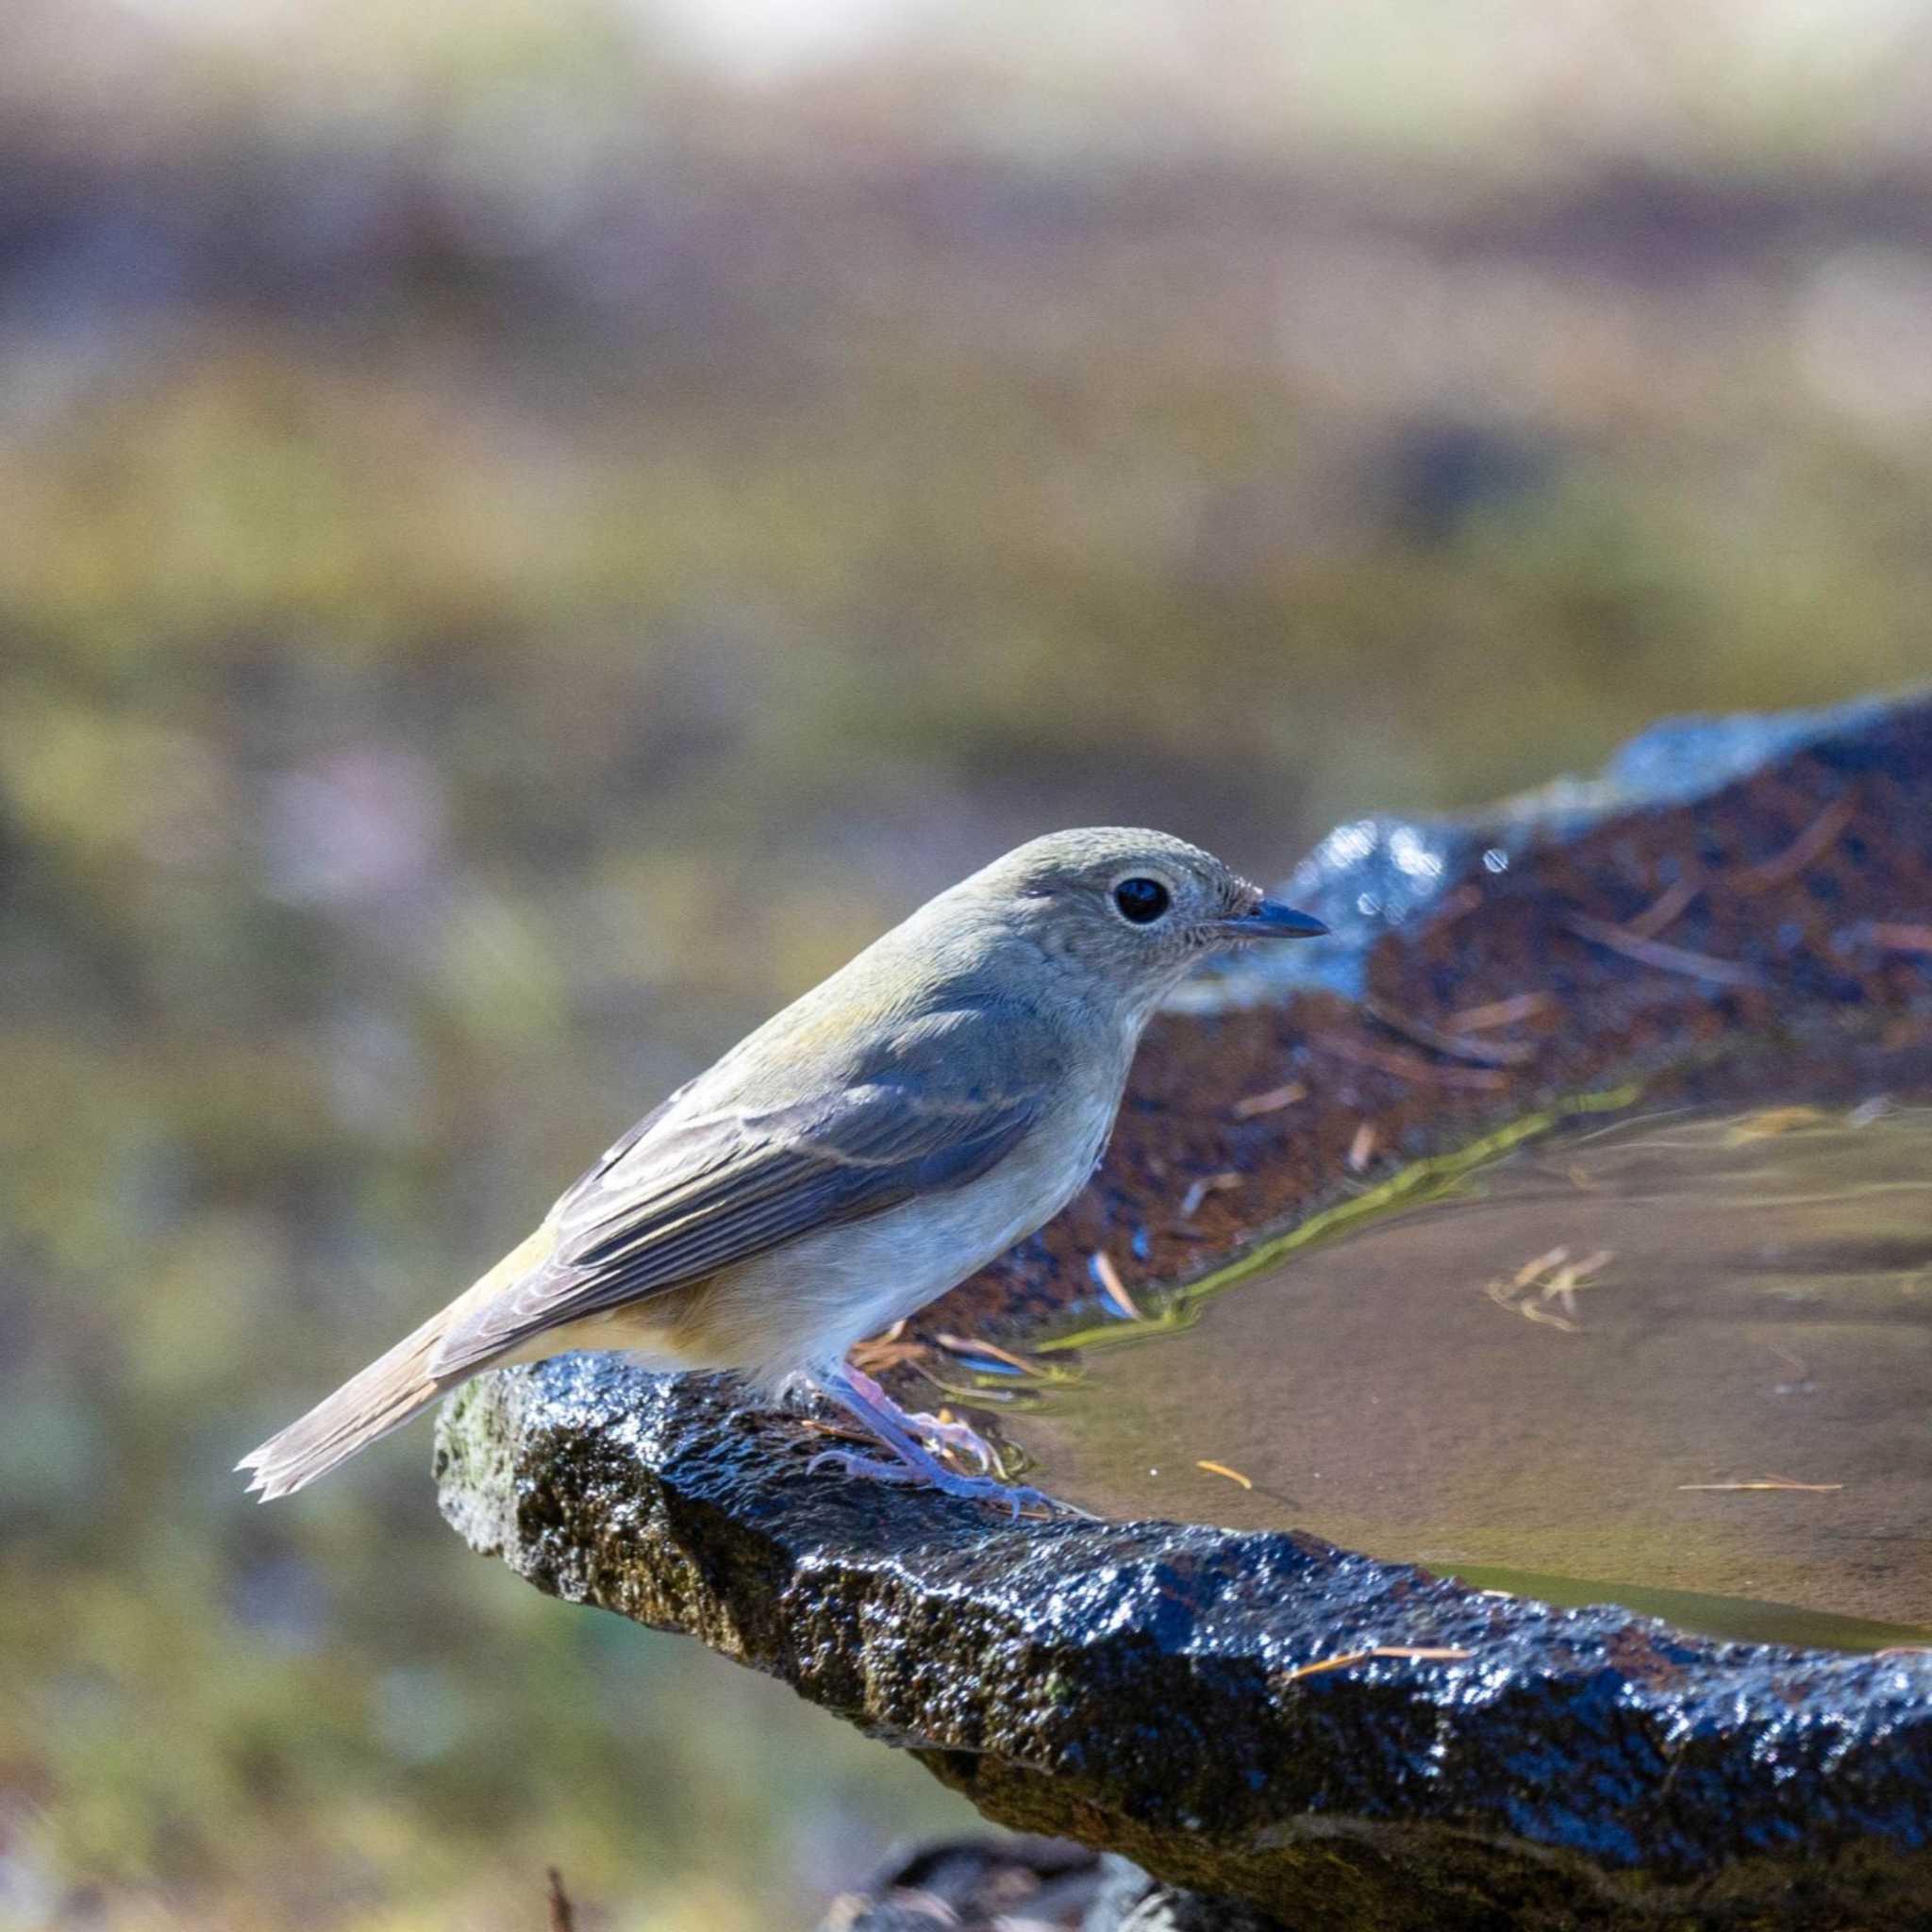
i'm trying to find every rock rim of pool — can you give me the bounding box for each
[438,688,1932,1930]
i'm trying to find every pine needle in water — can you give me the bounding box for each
[1232,1080,1307,1118]
[1178,1171,1242,1219]
[1284,1645,1474,1682]
[1195,1459,1253,1490]
[1444,991,1554,1033]
[1091,1250,1142,1321]
[934,1333,1050,1378]
[1867,923,1932,955]
[1676,1476,1844,1492]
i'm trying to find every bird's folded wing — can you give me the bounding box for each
[429,1073,1041,1375]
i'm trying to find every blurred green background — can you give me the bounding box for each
[4,1,1932,1925]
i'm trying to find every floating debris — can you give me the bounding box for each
[1364,998,1536,1066]
[1178,1171,1242,1219]
[1723,1106,1828,1143]
[1196,1459,1254,1490]
[1731,791,1857,894]
[1091,1249,1143,1321]
[1511,1245,1570,1288]
[1515,1299,1577,1332]
[1612,795,1856,951]
[1444,991,1554,1033]
[1677,1477,1844,1493]
[1484,1246,1613,1330]
[1541,1250,1614,1319]
[1347,1122,1379,1173]
[1231,1079,1307,1119]
[1564,912,1767,989]
[1866,923,1932,955]
[1624,873,1704,941]
[934,1333,1050,1379]
[849,1327,929,1376]
[1317,1031,1508,1091]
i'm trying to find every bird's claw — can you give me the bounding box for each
[806,1447,1087,1519]
[903,1408,1001,1475]
[807,1447,922,1485]
[804,1362,1091,1516]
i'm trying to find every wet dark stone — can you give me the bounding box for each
[808,1835,1273,1931]
[439,690,1932,1929]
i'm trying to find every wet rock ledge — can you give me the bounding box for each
[439,690,1932,1930]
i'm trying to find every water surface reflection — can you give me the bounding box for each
[1020,1103,1932,1647]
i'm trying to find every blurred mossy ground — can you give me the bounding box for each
[4,12,1932,1928]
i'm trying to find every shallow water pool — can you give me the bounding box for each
[1015,1101,1932,1648]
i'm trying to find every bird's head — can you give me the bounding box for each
[959,826,1327,1018]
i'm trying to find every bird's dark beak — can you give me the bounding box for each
[1214,898,1330,941]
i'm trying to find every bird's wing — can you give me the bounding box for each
[429,1017,1049,1376]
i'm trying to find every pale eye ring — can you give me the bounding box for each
[1111,876,1171,924]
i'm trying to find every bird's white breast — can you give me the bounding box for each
[674,1066,1123,1388]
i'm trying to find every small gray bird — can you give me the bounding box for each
[241,828,1325,1509]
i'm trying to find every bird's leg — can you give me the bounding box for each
[844,1364,1002,1473]
[804,1364,1077,1518]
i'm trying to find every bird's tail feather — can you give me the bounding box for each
[238,1309,454,1500]
[240,1223,561,1501]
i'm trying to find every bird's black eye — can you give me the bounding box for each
[1112,876,1171,924]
